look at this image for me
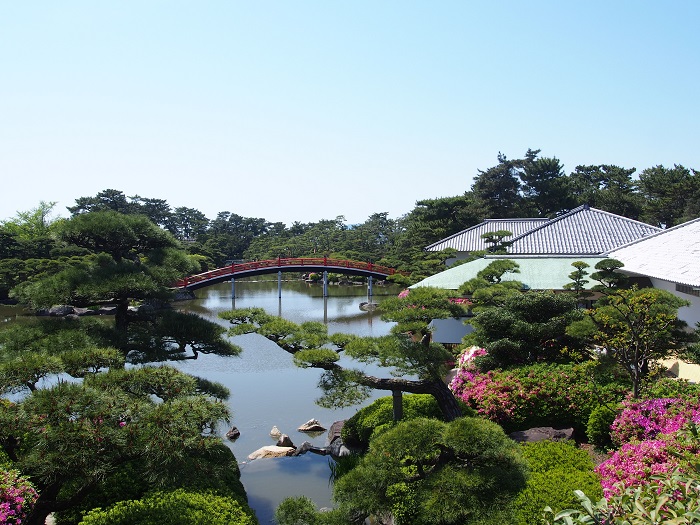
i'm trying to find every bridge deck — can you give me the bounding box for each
[174,257,404,290]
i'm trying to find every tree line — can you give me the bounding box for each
[2,149,697,297]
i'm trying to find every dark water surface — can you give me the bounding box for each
[173,279,401,524]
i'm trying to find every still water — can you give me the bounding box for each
[173,279,402,524]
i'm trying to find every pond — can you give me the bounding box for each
[173,279,402,524]
[0,279,403,524]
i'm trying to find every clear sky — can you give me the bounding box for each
[1,2,698,226]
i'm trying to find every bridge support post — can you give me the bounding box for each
[368,276,373,298]
[231,278,235,298]
[278,271,282,298]
[323,271,328,297]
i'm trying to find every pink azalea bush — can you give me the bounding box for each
[450,358,626,433]
[610,397,700,446]
[596,398,700,496]
[0,469,39,524]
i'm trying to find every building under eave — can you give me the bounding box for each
[410,255,607,292]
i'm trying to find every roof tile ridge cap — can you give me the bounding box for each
[505,212,573,245]
[585,206,662,230]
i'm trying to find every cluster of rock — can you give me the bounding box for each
[36,301,174,319]
[245,419,354,461]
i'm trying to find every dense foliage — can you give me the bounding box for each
[78,489,255,525]
[340,393,469,448]
[450,360,629,434]
[513,440,602,525]
[333,417,528,525]
[465,290,587,368]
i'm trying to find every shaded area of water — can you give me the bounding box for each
[174,279,402,524]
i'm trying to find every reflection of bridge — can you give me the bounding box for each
[174,257,406,297]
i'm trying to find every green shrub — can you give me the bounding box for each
[275,496,321,525]
[513,440,602,525]
[56,444,249,525]
[641,377,700,399]
[586,405,618,450]
[78,489,256,525]
[452,361,629,435]
[341,394,468,448]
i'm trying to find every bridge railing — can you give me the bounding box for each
[174,257,404,288]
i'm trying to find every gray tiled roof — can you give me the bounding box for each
[607,217,700,287]
[425,218,548,252]
[506,206,661,255]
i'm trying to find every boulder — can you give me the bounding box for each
[48,305,75,317]
[97,306,117,315]
[509,426,575,443]
[225,426,241,440]
[276,434,295,448]
[247,446,295,460]
[298,419,326,432]
[173,289,196,301]
[293,441,330,457]
[328,420,345,442]
[72,307,96,316]
[270,426,282,438]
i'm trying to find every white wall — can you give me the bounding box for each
[650,277,700,328]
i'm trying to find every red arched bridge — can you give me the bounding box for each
[174,257,406,290]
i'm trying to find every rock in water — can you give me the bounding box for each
[297,419,326,432]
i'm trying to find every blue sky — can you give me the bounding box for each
[1,2,698,225]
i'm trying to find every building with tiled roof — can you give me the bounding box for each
[425,218,548,259]
[425,206,661,262]
[505,205,661,255]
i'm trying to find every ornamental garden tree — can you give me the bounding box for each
[0,359,239,525]
[11,210,199,336]
[220,287,468,421]
[568,285,696,398]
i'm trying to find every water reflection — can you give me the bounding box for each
[174,279,401,524]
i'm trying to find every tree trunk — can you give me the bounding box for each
[425,380,463,422]
[115,298,130,340]
[356,375,463,422]
[392,390,403,421]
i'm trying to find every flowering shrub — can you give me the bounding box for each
[544,468,700,525]
[595,399,700,495]
[610,397,700,446]
[545,427,700,524]
[0,469,39,524]
[450,361,627,434]
[454,346,488,380]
